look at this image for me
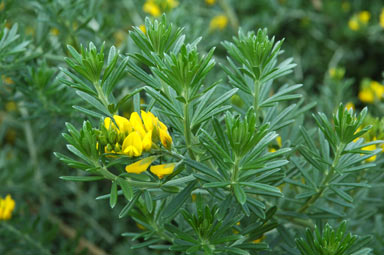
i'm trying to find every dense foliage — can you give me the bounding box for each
[1,0,384,254]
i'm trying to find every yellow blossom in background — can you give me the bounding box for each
[125,156,157,174]
[345,102,355,111]
[252,235,265,244]
[358,11,370,24]
[358,88,374,103]
[5,101,17,112]
[348,18,359,31]
[143,0,161,17]
[363,140,377,162]
[209,15,228,31]
[166,0,178,9]
[2,75,14,85]
[136,223,146,230]
[150,163,175,179]
[380,8,384,28]
[25,26,35,36]
[50,27,60,36]
[139,24,146,34]
[0,194,15,220]
[276,136,282,147]
[113,30,126,47]
[370,81,384,99]
[0,1,4,11]
[205,0,216,5]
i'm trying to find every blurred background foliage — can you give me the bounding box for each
[1,0,384,254]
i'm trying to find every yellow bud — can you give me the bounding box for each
[150,163,175,179]
[345,102,355,111]
[205,0,216,5]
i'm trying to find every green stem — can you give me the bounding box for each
[298,143,345,213]
[93,81,110,110]
[231,156,241,182]
[183,101,196,160]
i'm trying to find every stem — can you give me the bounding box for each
[93,81,110,109]
[298,143,345,213]
[253,79,260,112]
[231,155,240,182]
[183,101,196,160]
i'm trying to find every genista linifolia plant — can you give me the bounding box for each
[56,15,380,254]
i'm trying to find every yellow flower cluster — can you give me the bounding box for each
[348,11,370,31]
[380,8,384,28]
[358,80,384,103]
[209,15,228,31]
[143,0,178,17]
[101,111,174,179]
[103,111,172,156]
[0,194,15,220]
[205,0,216,5]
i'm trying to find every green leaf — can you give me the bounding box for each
[110,181,118,208]
[59,176,103,182]
[117,177,133,201]
[119,191,141,218]
[162,180,197,219]
[234,184,247,205]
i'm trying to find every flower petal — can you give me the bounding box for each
[125,156,157,174]
[150,163,176,179]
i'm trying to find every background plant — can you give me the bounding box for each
[1,0,384,254]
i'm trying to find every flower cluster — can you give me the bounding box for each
[143,0,178,17]
[358,79,384,104]
[0,194,15,220]
[348,11,370,31]
[98,111,175,179]
[209,15,228,31]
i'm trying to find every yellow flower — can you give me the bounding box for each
[114,30,126,47]
[136,223,146,230]
[150,163,175,179]
[358,11,370,24]
[0,194,15,220]
[348,18,359,31]
[143,0,161,17]
[205,0,216,5]
[105,115,132,135]
[122,131,143,157]
[209,15,228,31]
[142,131,152,151]
[358,89,374,103]
[166,0,178,9]
[0,1,4,12]
[139,24,146,34]
[380,8,384,28]
[125,156,157,174]
[345,102,355,111]
[142,110,172,149]
[363,143,377,162]
[5,101,17,112]
[370,81,384,99]
[276,136,282,147]
[1,75,14,85]
[269,148,277,153]
[130,112,147,138]
[252,235,265,243]
[50,27,60,36]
